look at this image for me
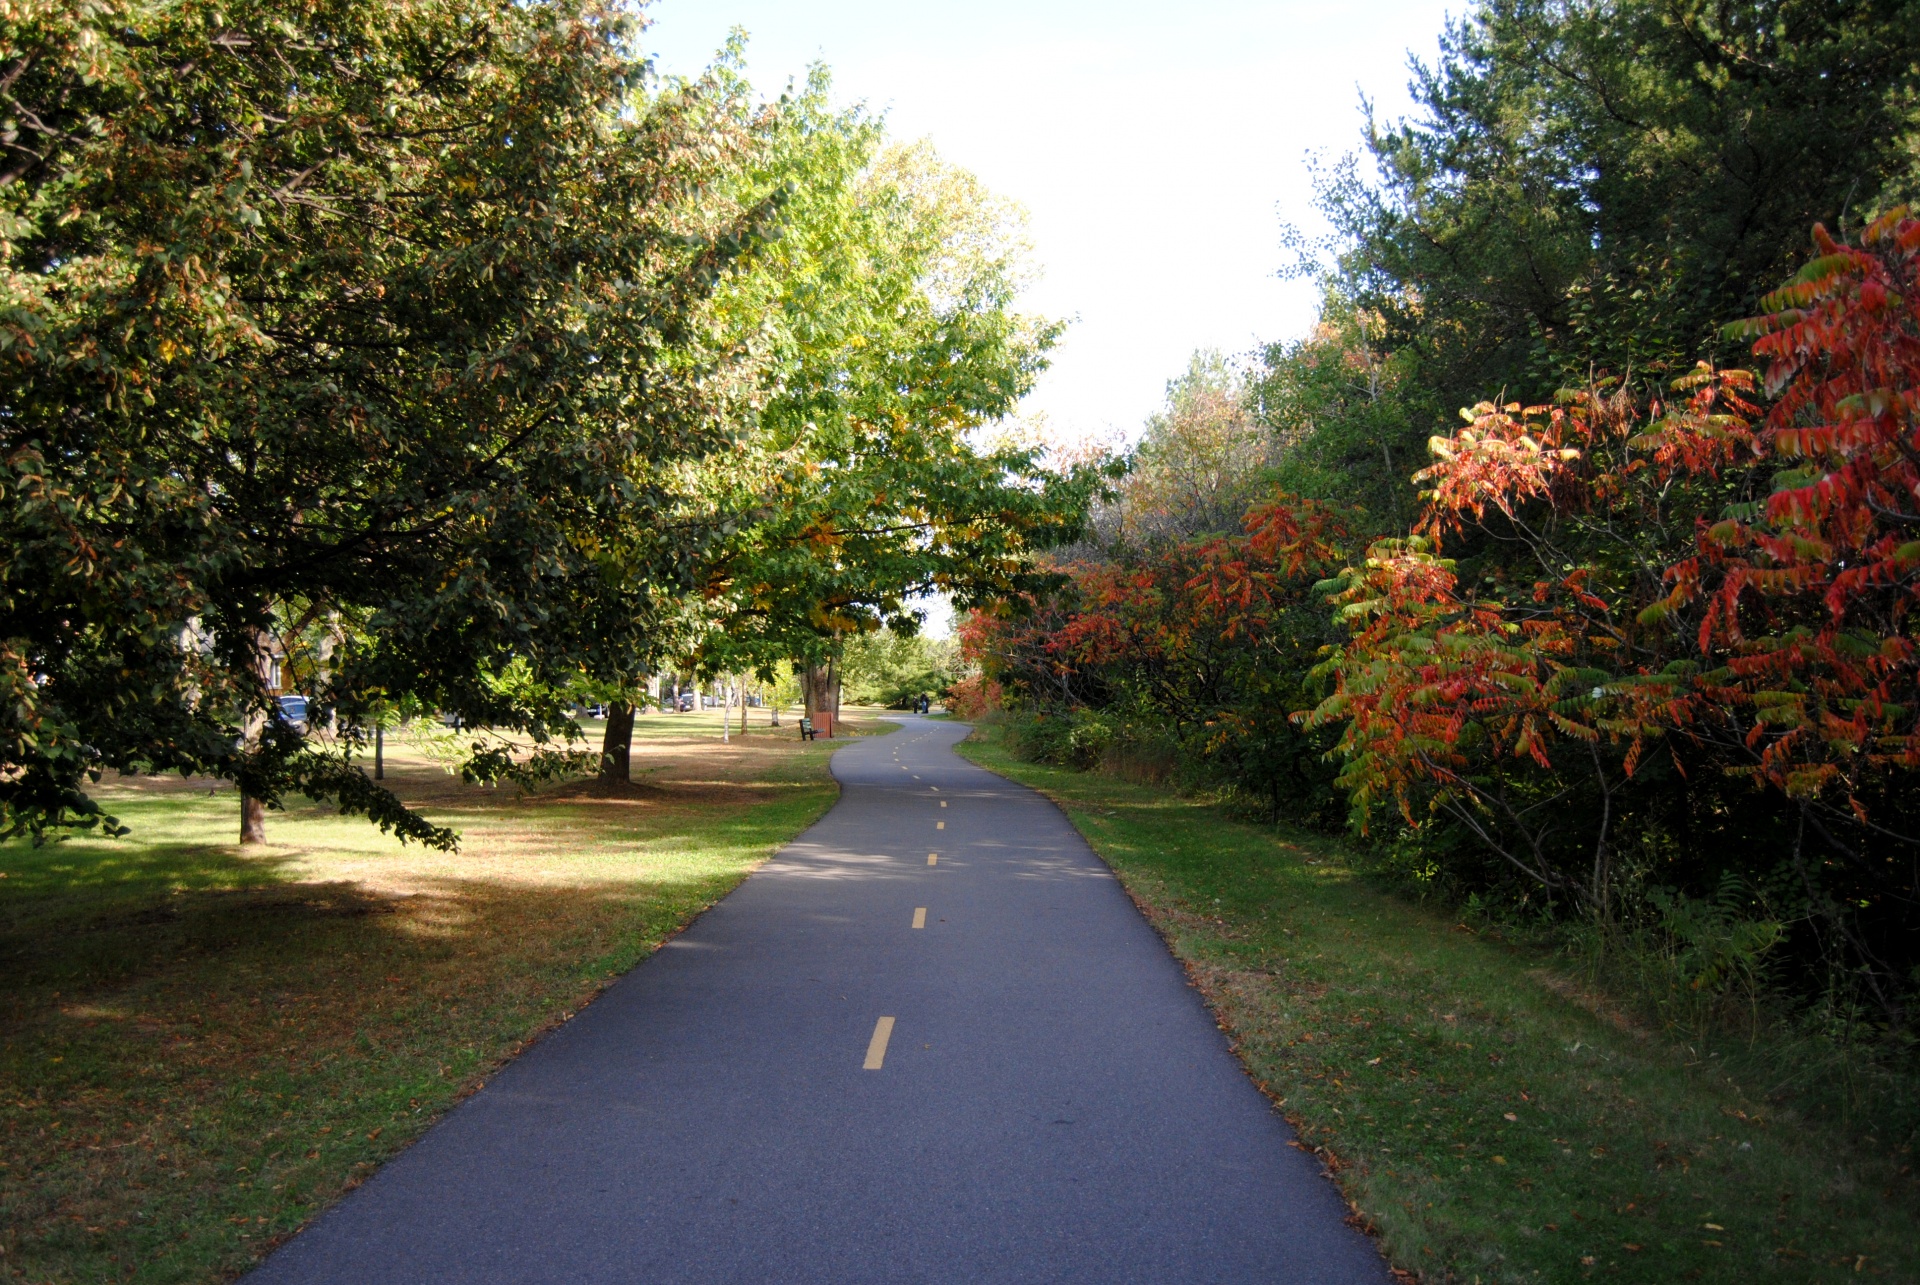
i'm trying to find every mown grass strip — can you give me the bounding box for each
[957,722,1918,1284]
[1,712,861,1284]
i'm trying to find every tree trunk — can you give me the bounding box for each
[239,627,273,845]
[803,663,829,735]
[374,725,384,780]
[239,792,266,844]
[600,702,635,783]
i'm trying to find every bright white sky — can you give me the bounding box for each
[642,0,1459,445]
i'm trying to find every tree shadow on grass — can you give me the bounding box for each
[0,735,846,1282]
[0,850,760,1285]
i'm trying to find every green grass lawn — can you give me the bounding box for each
[0,709,866,1284]
[957,721,1918,1284]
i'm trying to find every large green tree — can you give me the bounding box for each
[1292,0,1920,470]
[1270,0,1920,680]
[675,87,1099,733]
[0,0,773,841]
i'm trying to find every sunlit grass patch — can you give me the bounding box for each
[957,721,1919,1285]
[1,710,859,1284]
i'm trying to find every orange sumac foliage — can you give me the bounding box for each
[1305,373,1761,911]
[944,670,1002,719]
[964,494,1351,709]
[1661,208,1920,800]
[1304,522,1660,910]
[961,494,1351,812]
[1307,210,1920,920]
[1187,496,1350,643]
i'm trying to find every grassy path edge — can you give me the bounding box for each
[951,734,1397,1264]
[2,717,864,1285]
[953,721,1916,1285]
[245,756,855,1264]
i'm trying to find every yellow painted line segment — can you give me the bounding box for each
[864,1016,895,1070]
[912,907,927,929]
[936,820,945,830]
[927,854,938,866]
[940,800,947,808]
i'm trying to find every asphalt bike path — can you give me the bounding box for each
[249,715,1386,1283]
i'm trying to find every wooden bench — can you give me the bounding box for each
[798,716,818,741]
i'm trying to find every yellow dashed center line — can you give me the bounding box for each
[927,854,938,866]
[939,800,947,808]
[912,907,927,929]
[864,1016,895,1070]
[936,820,944,830]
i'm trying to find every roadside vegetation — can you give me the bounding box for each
[0,712,858,1284]
[959,720,1919,1283]
[954,0,1920,1192]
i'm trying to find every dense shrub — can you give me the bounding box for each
[963,494,1352,824]
[965,212,1920,1031]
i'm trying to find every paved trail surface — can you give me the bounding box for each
[250,717,1385,1283]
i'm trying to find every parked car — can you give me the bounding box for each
[676,693,696,712]
[273,695,309,726]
